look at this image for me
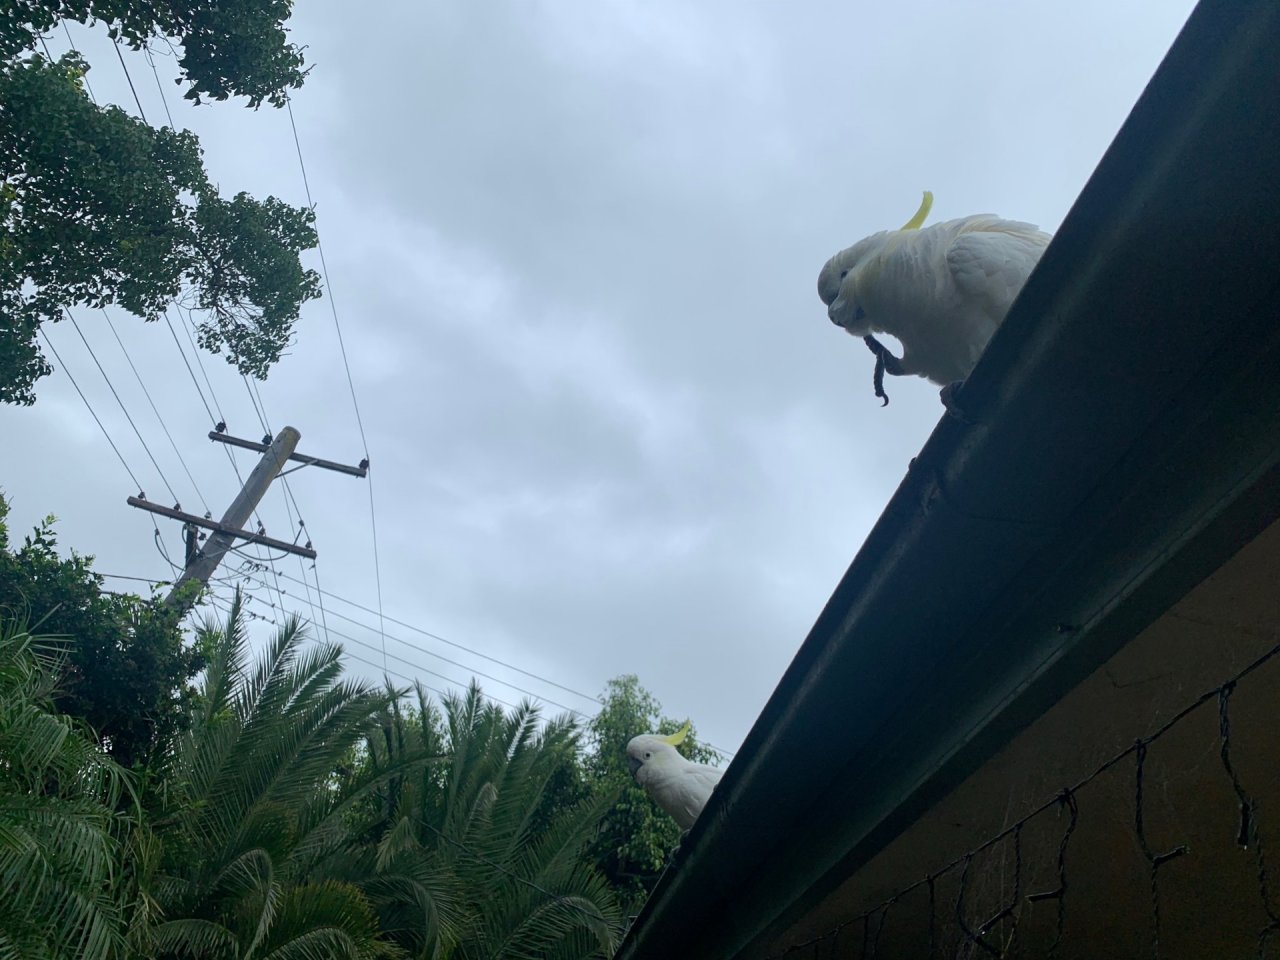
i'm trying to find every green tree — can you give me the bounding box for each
[0,496,203,767]
[0,617,136,960]
[0,50,321,405]
[142,594,399,959]
[344,683,623,959]
[2,0,307,108]
[584,675,720,910]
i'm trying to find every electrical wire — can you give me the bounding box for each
[59,23,97,101]
[222,564,592,719]
[64,309,179,505]
[284,95,387,669]
[236,374,323,637]
[143,45,175,127]
[39,329,144,494]
[204,593,465,708]
[217,562,737,758]
[99,573,171,584]
[268,567,603,707]
[162,310,220,427]
[101,307,210,513]
[111,37,147,122]
[178,307,229,429]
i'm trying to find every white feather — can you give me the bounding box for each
[817,214,1051,385]
[626,733,723,831]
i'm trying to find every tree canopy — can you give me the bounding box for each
[1,0,307,107]
[0,496,203,767]
[0,618,135,960]
[0,496,722,955]
[0,2,320,405]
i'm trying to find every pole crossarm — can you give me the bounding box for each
[209,430,368,477]
[128,497,318,559]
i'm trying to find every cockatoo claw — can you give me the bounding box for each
[668,830,690,861]
[940,380,974,423]
[864,335,905,405]
[873,351,889,405]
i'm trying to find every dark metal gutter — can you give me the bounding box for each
[616,2,1280,957]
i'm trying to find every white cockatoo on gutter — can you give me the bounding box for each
[817,192,1052,407]
[626,722,723,831]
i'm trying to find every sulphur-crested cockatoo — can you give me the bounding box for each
[626,721,723,831]
[817,191,1051,406]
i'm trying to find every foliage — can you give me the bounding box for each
[142,593,400,959]
[1,0,307,107]
[0,617,134,960]
[0,494,686,956]
[0,52,321,405]
[584,675,720,910]
[343,683,623,960]
[0,496,203,767]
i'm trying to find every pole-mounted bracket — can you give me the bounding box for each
[208,431,368,477]
[128,496,318,559]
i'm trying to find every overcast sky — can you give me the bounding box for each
[1,0,1198,756]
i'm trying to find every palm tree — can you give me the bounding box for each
[342,684,622,960]
[142,593,401,960]
[0,619,133,960]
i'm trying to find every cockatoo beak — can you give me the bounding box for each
[627,755,643,778]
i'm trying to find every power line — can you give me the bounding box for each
[203,592,488,711]
[101,307,210,513]
[99,573,171,584]
[237,373,324,643]
[40,324,170,558]
[64,309,179,504]
[111,37,147,122]
[309,555,332,649]
[283,100,369,456]
[209,567,736,758]
[143,45,175,127]
[177,307,229,429]
[241,374,269,436]
[284,96,387,670]
[313,617,524,714]
[162,310,219,427]
[223,563,594,719]
[59,23,97,102]
[218,561,737,758]
[263,565,602,707]
[153,528,183,573]
[39,330,144,494]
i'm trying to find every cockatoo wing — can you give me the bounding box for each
[944,220,1049,325]
[649,763,724,831]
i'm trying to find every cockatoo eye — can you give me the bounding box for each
[644,752,652,760]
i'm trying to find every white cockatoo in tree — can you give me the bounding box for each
[817,191,1052,406]
[626,722,723,831]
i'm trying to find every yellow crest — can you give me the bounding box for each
[660,720,691,746]
[899,190,934,230]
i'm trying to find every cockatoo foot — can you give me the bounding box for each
[668,830,690,861]
[940,380,974,423]
[863,335,906,406]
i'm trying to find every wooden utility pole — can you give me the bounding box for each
[166,426,299,612]
[129,425,366,617]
